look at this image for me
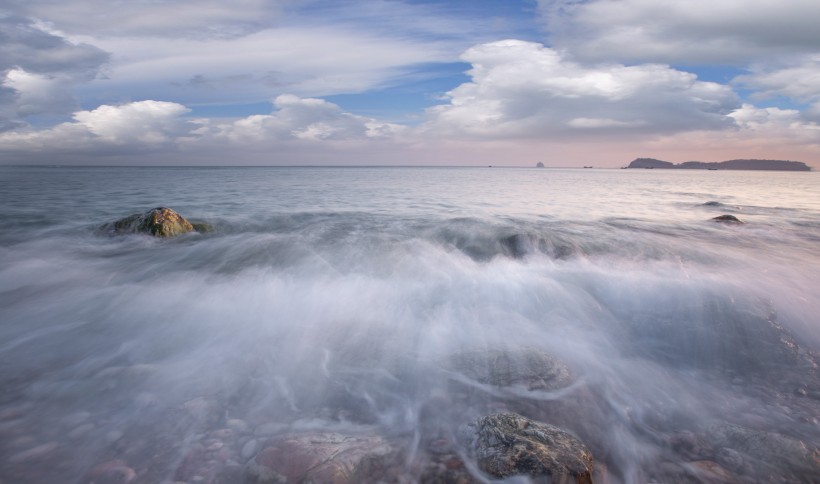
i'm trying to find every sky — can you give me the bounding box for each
[1,0,819,167]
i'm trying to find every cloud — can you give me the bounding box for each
[79,25,459,106]
[0,14,108,75]
[7,1,508,109]
[0,100,195,155]
[423,40,739,138]
[0,95,405,163]
[538,0,820,65]
[734,56,820,104]
[0,14,108,130]
[4,0,291,38]
[217,94,406,142]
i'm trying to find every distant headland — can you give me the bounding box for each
[626,158,811,171]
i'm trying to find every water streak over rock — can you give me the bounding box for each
[460,413,594,483]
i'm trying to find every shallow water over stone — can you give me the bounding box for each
[0,166,818,483]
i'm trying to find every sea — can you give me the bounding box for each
[0,166,818,483]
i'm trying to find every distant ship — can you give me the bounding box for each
[536,162,545,168]
[583,166,593,169]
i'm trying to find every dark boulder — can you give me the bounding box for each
[711,214,743,224]
[460,413,594,483]
[109,207,195,237]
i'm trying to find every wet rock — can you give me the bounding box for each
[241,439,259,460]
[108,207,194,238]
[244,432,395,483]
[0,406,26,421]
[711,214,743,224]
[191,222,215,233]
[68,422,95,440]
[708,423,819,480]
[210,428,234,441]
[9,442,59,463]
[685,460,735,483]
[449,348,575,392]
[460,413,594,483]
[174,440,240,484]
[87,460,136,484]
[181,397,221,427]
[63,411,91,427]
[253,422,284,437]
[227,419,251,435]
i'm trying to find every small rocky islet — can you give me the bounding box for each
[102,207,213,237]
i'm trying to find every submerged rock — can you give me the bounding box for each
[108,207,195,237]
[244,432,395,483]
[707,423,819,481]
[711,214,743,224]
[449,348,575,392]
[460,413,594,483]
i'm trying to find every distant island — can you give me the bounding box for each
[626,158,811,171]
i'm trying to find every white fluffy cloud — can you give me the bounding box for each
[539,0,820,65]
[423,40,739,138]
[217,94,405,142]
[0,101,195,154]
[0,95,406,161]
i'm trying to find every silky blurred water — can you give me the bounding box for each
[0,166,818,483]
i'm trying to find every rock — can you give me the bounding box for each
[8,442,59,463]
[708,423,819,480]
[244,432,395,483]
[711,214,743,224]
[460,413,593,483]
[191,222,215,233]
[87,460,136,484]
[685,460,735,483]
[63,411,91,427]
[68,422,95,440]
[449,348,575,392]
[253,422,284,437]
[226,418,251,435]
[241,439,259,460]
[108,207,194,237]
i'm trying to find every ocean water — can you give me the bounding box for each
[0,166,818,483]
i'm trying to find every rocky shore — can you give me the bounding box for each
[1,208,818,484]
[1,338,817,483]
